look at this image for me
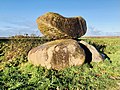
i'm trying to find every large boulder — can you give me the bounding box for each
[36,12,87,39]
[28,39,85,70]
[79,41,103,62]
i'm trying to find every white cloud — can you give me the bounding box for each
[85,26,102,36]
[85,25,120,36]
[0,19,42,37]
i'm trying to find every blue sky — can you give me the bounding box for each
[0,0,120,37]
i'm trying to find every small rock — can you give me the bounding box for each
[36,12,87,39]
[79,41,103,62]
[28,39,85,70]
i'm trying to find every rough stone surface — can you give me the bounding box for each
[79,41,103,62]
[36,12,87,39]
[28,39,85,70]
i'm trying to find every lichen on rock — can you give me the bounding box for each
[36,12,87,39]
[28,39,85,70]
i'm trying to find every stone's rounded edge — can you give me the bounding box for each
[77,16,87,36]
[28,44,52,69]
[79,40,103,62]
[68,44,85,67]
[28,39,86,70]
[28,47,39,66]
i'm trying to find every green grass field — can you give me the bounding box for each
[0,37,120,90]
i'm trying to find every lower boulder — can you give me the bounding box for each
[28,39,85,70]
[79,41,103,62]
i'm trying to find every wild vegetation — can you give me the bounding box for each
[0,36,120,90]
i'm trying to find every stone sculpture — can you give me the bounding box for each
[28,12,103,70]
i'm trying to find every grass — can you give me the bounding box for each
[0,36,120,90]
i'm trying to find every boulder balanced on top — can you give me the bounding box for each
[36,12,87,39]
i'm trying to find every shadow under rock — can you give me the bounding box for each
[92,43,112,63]
[79,43,93,68]
[78,39,112,64]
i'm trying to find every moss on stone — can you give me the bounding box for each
[36,12,87,39]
